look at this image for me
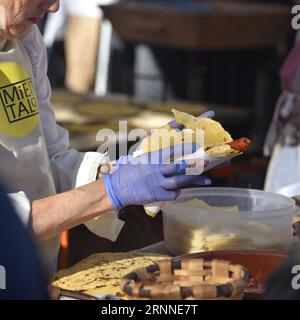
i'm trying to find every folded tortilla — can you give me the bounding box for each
[172,109,233,149]
[139,109,249,159]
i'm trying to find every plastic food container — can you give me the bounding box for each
[162,188,296,256]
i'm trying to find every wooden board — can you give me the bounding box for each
[101,1,291,50]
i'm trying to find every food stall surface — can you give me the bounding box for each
[51,90,253,152]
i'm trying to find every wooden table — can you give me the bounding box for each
[101,1,292,50]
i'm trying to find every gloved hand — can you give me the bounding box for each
[103,144,211,210]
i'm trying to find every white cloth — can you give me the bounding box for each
[264,144,300,193]
[7,192,31,226]
[0,26,123,273]
[264,92,300,193]
[74,152,125,241]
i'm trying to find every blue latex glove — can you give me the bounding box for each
[103,144,211,210]
[168,110,215,130]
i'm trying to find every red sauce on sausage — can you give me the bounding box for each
[227,138,251,152]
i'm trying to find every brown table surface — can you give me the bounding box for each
[101,1,292,50]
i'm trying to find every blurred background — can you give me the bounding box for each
[37,0,296,266]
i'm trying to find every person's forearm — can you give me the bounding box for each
[30,179,114,241]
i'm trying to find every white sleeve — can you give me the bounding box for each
[20,26,108,193]
[7,192,31,226]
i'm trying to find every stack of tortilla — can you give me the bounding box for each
[50,252,169,298]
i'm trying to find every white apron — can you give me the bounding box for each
[0,37,59,273]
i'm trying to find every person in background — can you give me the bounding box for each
[263,30,300,300]
[0,186,48,300]
[0,0,211,274]
[264,31,300,193]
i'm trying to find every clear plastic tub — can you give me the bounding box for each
[162,188,296,256]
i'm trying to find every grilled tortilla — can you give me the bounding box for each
[139,109,250,158]
[172,109,232,149]
[50,252,169,298]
